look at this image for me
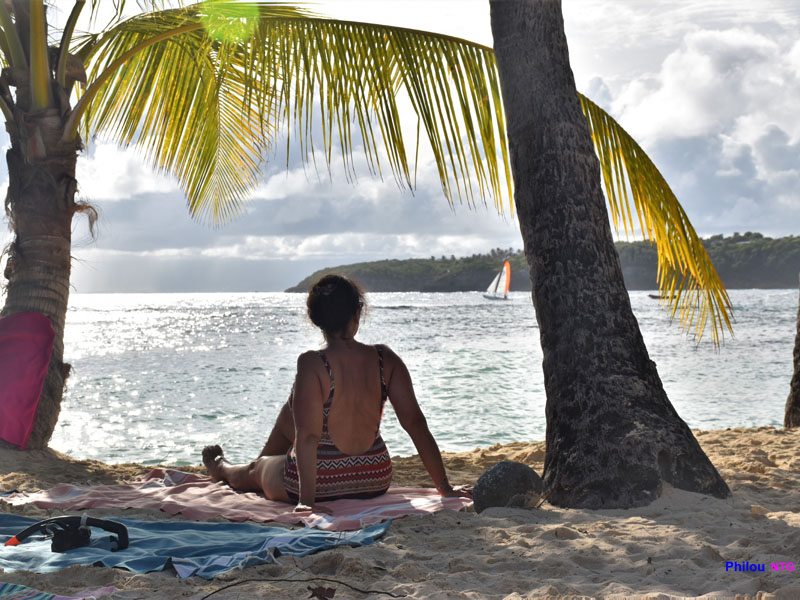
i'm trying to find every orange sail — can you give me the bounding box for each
[501,260,511,295]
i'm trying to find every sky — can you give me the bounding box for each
[1,0,799,292]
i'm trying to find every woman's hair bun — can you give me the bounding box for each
[307,274,366,335]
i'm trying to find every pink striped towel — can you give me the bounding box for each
[4,469,473,531]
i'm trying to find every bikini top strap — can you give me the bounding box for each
[317,351,335,407]
[375,345,388,404]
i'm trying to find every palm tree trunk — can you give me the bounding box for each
[785,273,800,428]
[2,106,80,449]
[489,0,729,508]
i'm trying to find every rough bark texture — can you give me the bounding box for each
[2,104,80,449]
[785,274,800,428]
[489,0,730,508]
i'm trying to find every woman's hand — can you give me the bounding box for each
[437,483,473,498]
[293,502,334,515]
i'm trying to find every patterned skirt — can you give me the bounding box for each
[283,436,393,502]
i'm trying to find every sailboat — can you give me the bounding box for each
[483,260,511,300]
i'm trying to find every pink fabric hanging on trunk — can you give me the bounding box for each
[0,312,55,449]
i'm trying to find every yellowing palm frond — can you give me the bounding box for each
[579,94,733,344]
[70,1,511,222]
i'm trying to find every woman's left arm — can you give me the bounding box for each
[291,352,330,513]
[383,346,471,498]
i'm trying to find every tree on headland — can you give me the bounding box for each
[786,274,800,428]
[0,0,731,507]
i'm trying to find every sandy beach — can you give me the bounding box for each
[1,426,799,599]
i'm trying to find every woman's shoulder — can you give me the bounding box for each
[372,343,404,366]
[297,349,325,371]
[372,342,391,355]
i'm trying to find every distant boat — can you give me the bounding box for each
[484,260,511,300]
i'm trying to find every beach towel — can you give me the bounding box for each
[4,469,472,531]
[0,582,115,600]
[0,312,55,449]
[0,514,389,579]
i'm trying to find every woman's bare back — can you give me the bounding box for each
[320,341,386,455]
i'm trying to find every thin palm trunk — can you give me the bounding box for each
[489,0,729,508]
[785,273,800,428]
[2,104,80,449]
[0,0,84,449]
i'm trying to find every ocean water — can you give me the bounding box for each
[50,290,797,465]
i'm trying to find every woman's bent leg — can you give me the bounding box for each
[202,445,260,491]
[202,445,289,502]
[253,455,290,502]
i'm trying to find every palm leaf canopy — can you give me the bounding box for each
[69,0,512,223]
[62,0,730,342]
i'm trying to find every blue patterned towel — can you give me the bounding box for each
[0,582,115,600]
[0,514,390,579]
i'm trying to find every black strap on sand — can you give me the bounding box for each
[4,515,129,553]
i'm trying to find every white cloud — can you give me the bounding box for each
[319,0,492,46]
[581,13,800,239]
[789,40,800,77]
[251,168,323,201]
[752,125,800,174]
[566,0,800,90]
[74,230,513,265]
[286,232,501,260]
[76,144,180,201]
[775,192,800,212]
[614,28,782,143]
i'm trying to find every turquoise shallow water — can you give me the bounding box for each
[50,290,796,465]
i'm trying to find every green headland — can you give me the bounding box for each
[286,232,800,293]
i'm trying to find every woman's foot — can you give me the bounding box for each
[202,444,226,482]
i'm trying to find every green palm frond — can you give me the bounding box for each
[69,0,511,222]
[0,2,25,68]
[579,94,733,344]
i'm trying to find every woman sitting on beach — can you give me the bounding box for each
[203,274,469,513]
